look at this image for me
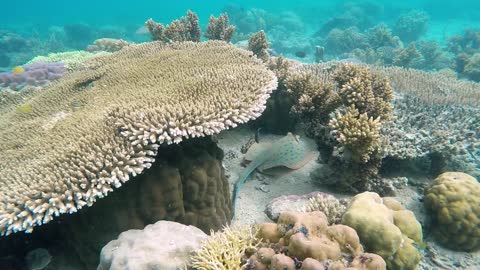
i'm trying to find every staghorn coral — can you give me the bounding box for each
[342,192,423,270]
[189,225,259,270]
[333,63,393,121]
[0,41,277,236]
[205,13,235,43]
[424,172,480,252]
[86,38,130,52]
[329,105,381,163]
[301,193,347,225]
[146,10,201,43]
[248,30,270,62]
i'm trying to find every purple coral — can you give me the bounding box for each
[0,62,66,91]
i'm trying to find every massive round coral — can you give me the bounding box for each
[424,172,480,251]
[0,41,277,236]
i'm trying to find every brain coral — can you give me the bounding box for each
[424,172,480,251]
[341,192,423,270]
[0,41,277,235]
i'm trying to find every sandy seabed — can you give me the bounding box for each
[217,126,480,270]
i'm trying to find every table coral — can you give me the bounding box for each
[424,172,480,252]
[341,192,423,270]
[0,41,277,236]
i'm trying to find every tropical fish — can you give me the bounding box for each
[12,66,24,75]
[295,51,307,58]
[232,132,316,215]
[16,103,33,113]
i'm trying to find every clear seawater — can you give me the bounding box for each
[1,0,480,270]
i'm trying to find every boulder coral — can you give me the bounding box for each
[0,41,277,236]
[424,172,480,251]
[254,211,387,270]
[341,192,423,270]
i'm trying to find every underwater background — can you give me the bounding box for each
[1,0,480,270]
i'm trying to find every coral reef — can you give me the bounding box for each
[146,10,201,43]
[0,136,233,269]
[286,63,393,193]
[27,51,109,71]
[0,41,277,235]
[0,62,66,91]
[98,221,207,270]
[248,30,270,62]
[189,225,259,270]
[329,105,381,163]
[342,192,423,270]
[393,10,429,43]
[301,192,347,225]
[255,211,387,270]
[424,172,480,252]
[373,66,480,178]
[325,27,368,55]
[86,38,130,52]
[205,13,236,42]
[251,57,300,134]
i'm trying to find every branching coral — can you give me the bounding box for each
[301,193,347,225]
[248,30,269,62]
[146,10,200,43]
[329,105,381,163]
[393,10,429,42]
[333,63,393,121]
[205,13,235,42]
[189,225,259,270]
[0,41,277,235]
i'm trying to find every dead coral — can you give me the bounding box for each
[146,10,200,43]
[205,13,235,42]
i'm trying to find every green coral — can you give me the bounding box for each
[333,63,394,121]
[145,10,200,43]
[342,192,423,270]
[424,172,480,251]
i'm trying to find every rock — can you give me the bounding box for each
[265,192,326,221]
[97,221,207,270]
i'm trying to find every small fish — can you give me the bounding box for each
[17,104,33,113]
[295,51,307,58]
[12,66,24,75]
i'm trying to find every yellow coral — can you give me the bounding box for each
[189,225,259,270]
[424,172,480,251]
[341,192,423,270]
[329,105,381,163]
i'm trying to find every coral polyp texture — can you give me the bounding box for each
[341,192,423,270]
[255,211,387,270]
[0,41,277,236]
[0,62,66,91]
[424,172,480,252]
[146,10,201,43]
